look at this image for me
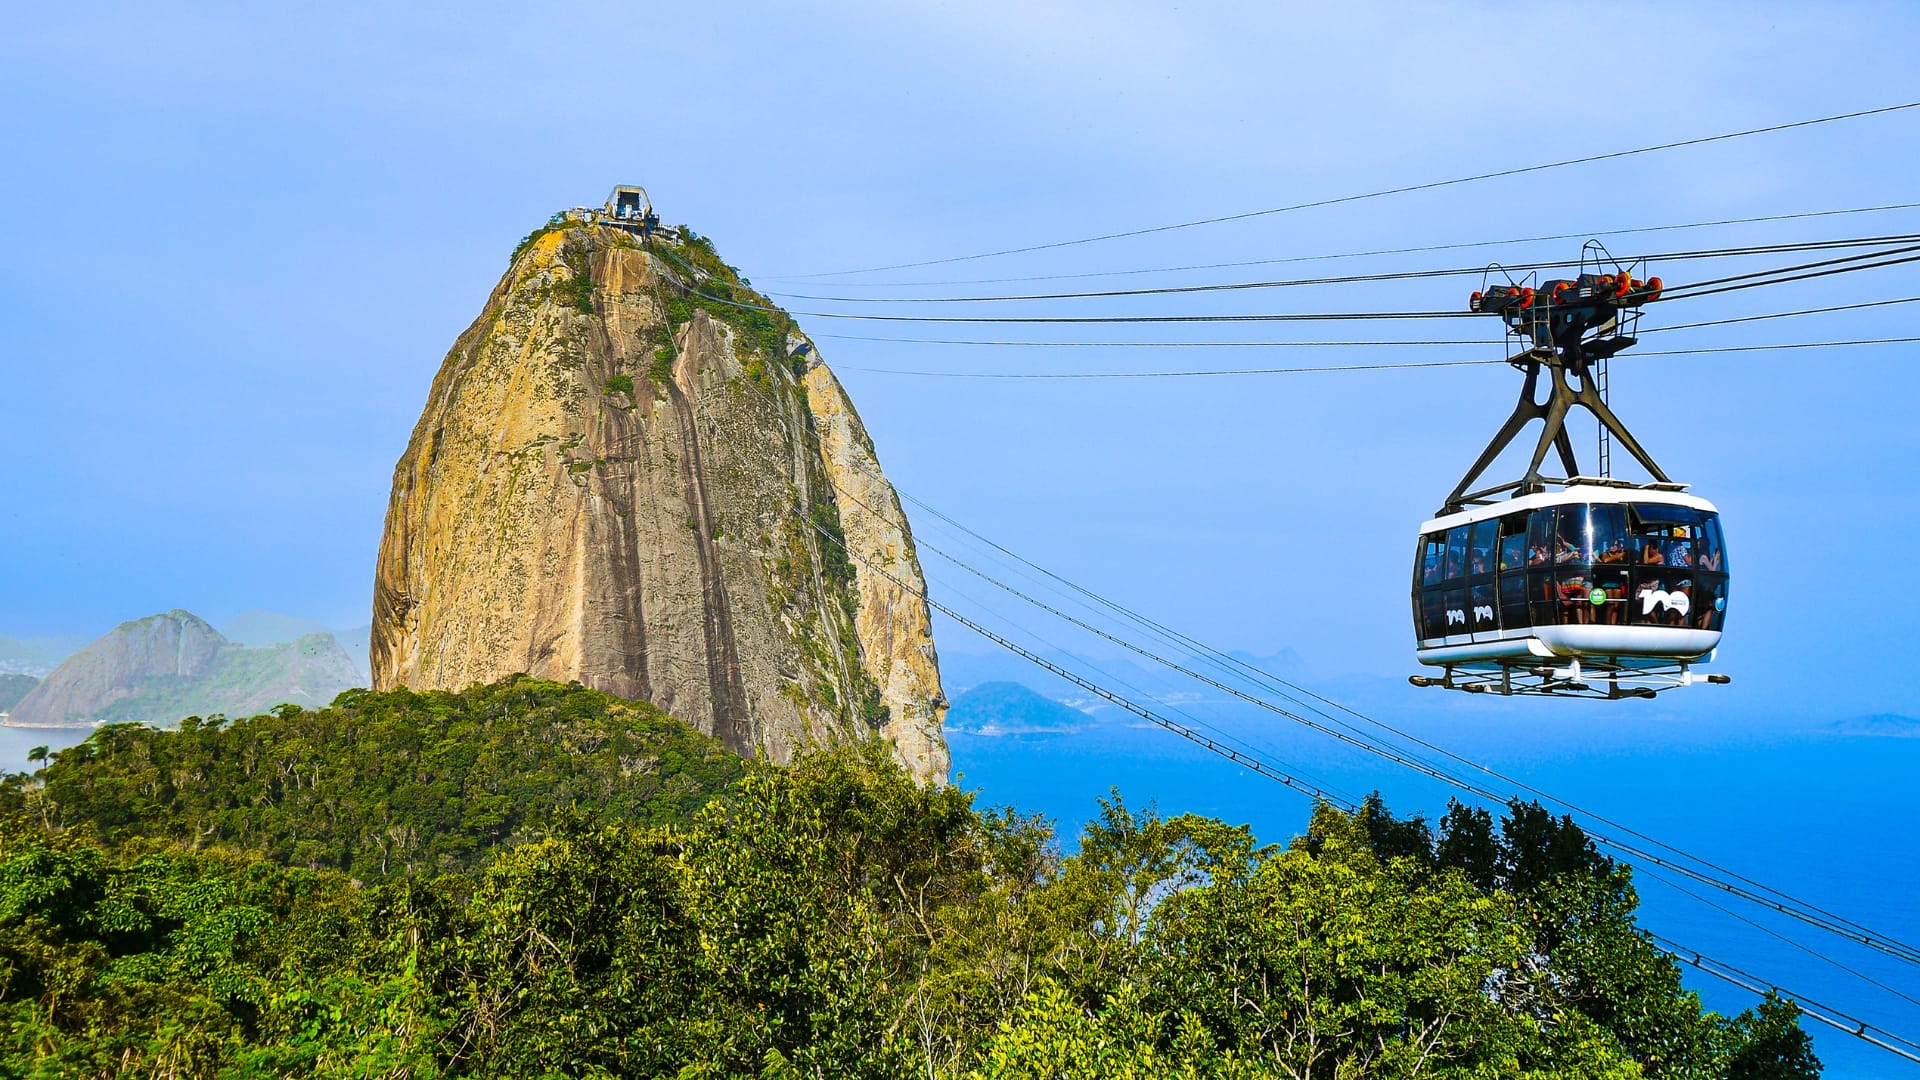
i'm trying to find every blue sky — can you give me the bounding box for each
[3,1,1917,725]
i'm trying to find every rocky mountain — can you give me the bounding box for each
[5,610,360,728]
[371,215,947,781]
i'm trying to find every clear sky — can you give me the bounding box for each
[3,1,1918,727]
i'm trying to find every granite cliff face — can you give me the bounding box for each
[371,219,947,781]
[6,610,360,727]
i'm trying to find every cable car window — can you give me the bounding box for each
[1632,568,1689,626]
[1667,536,1695,567]
[1691,572,1729,631]
[1420,533,1445,586]
[1629,503,1704,531]
[1698,516,1728,572]
[1468,520,1497,577]
[1420,587,1449,640]
[1444,585,1469,636]
[1554,507,1590,567]
[1499,570,1530,628]
[1470,581,1497,633]
[1498,513,1528,572]
[1590,504,1630,566]
[1589,565,1629,625]
[1527,508,1557,567]
[1528,568,1557,626]
[1443,525,1470,581]
[1555,570,1594,624]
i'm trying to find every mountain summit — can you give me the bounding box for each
[371,207,947,781]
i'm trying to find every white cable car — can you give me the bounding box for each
[1410,251,1731,698]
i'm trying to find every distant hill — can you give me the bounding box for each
[1833,713,1920,738]
[332,623,372,682]
[5,610,359,728]
[945,681,1090,736]
[0,633,85,678]
[0,674,38,713]
[220,611,372,682]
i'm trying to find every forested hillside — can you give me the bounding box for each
[0,676,742,880]
[0,678,1816,1078]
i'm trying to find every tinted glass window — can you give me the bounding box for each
[1443,525,1469,580]
[1420,534,1445,586]
[1527,508,1557,568]
[1499,572,1530,628]
[1630,503,1704,531]
[1468,520,1497,577]
[1632,567,1690,626]
[1420,588,1449,640]
[1691,572,1729,631]
[1554,569,1596,624]
[1444,586,1470,635]
[1554,506,1590,567]
[1697,516,1728,572]
[1498,513,1529,572]
[1527,569,1558,626]
[1469,582,1497,633]
[1588,564,1629,625]
[1590,504,1630,567]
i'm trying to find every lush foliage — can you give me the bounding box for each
[0,676,742,882]
[0,680,1818,1077]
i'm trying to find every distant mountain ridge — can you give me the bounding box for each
[0,675,38,714]
[5,610,360,728]
[946,681,1090,736]
[0,633,86,678]
[1833,713,1920,738]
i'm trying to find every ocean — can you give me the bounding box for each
[946,694,1920,1080]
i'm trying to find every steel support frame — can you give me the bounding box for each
[1442,341,1669,515]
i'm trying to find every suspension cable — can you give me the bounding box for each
[769,234,1920,305]
[786,101,1920,278]
[768,201,1920,288]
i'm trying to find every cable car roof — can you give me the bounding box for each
[1417,482,1719,534]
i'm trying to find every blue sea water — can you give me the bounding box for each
[947,694,1920,1080]
[6,703,1914,1077]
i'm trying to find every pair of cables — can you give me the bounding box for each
[780,100,1920,280]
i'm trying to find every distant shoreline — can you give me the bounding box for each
[0,716,103,731]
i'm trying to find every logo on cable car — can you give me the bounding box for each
[1446,607,1494,628]
[1639,589,1690,618]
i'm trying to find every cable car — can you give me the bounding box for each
[1409,251,1731,698]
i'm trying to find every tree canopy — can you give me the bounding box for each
[0,677,1819,1078]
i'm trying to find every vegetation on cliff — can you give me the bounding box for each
[0,676,1815,1078]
